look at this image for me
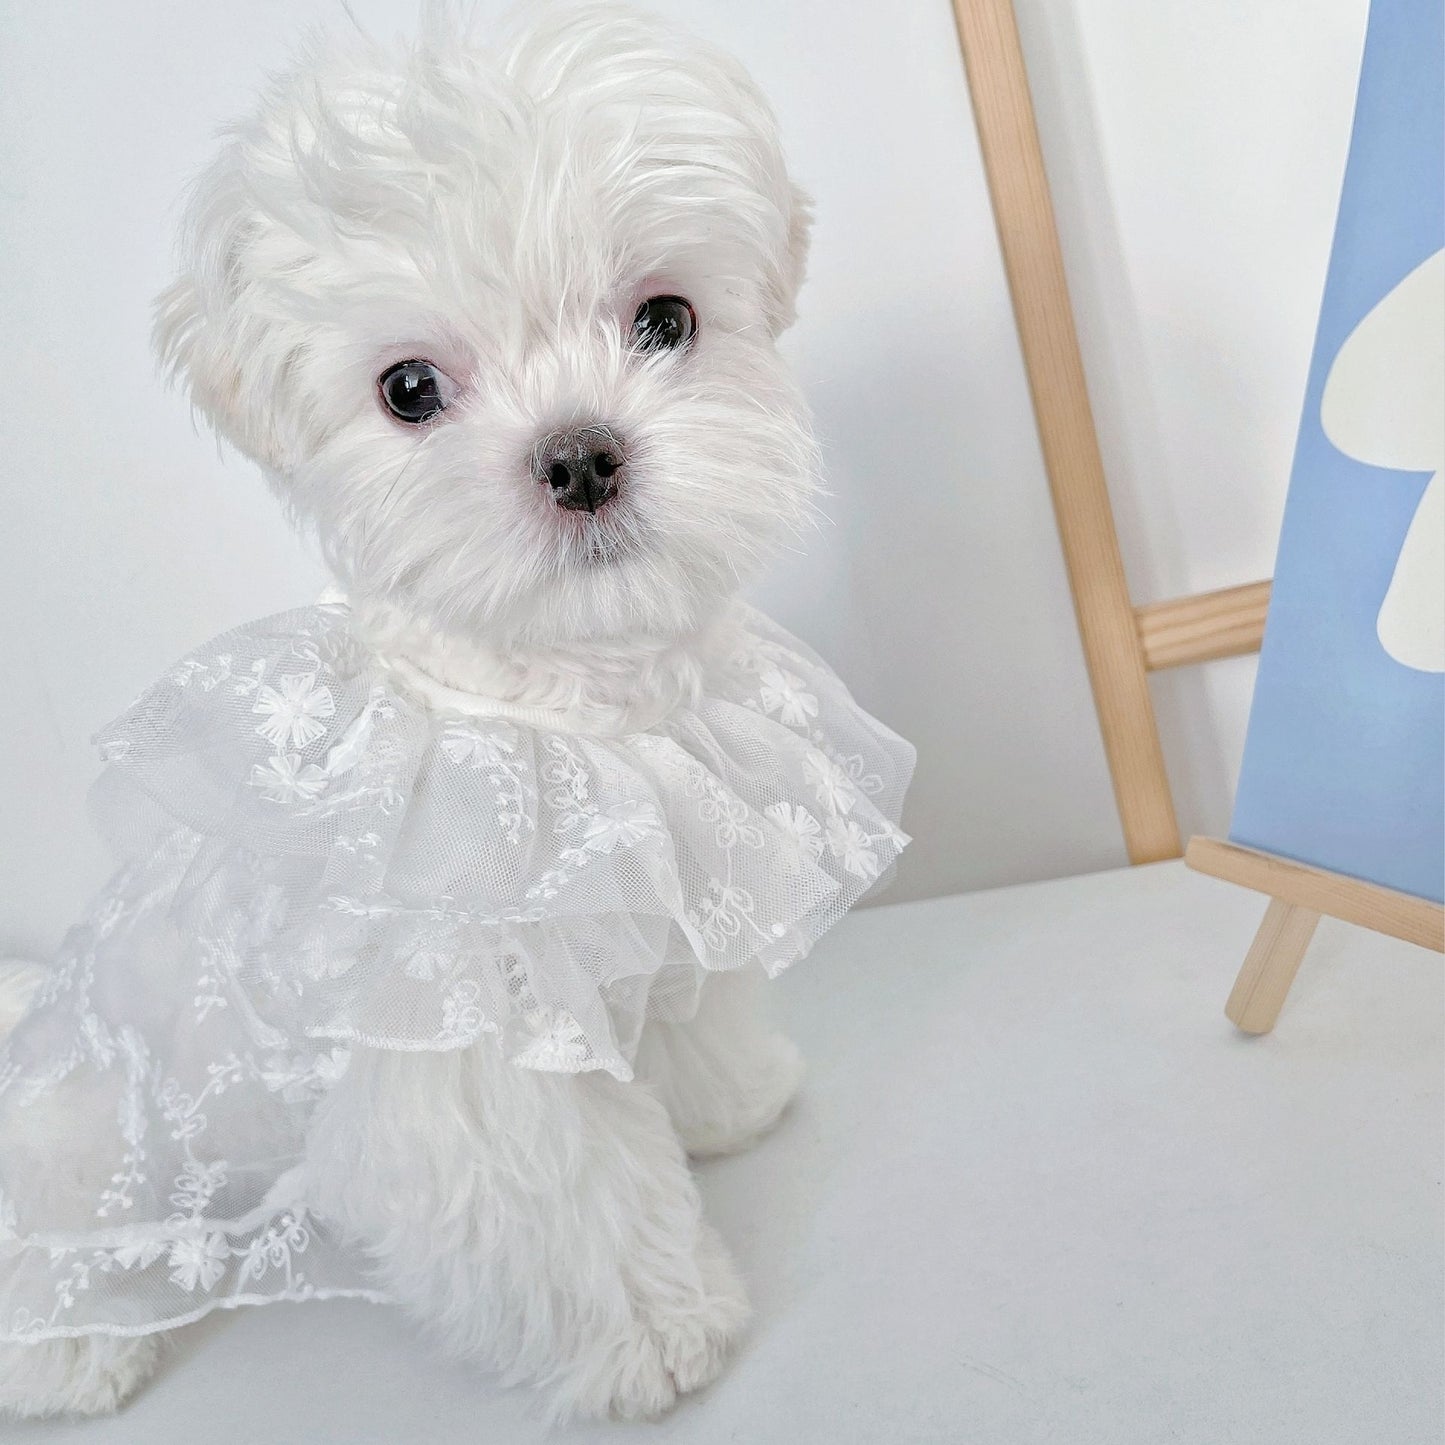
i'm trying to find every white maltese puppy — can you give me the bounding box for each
[0,2,912,1422]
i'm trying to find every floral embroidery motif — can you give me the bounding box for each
[168,1233,230,1293]
[512,1011,592,1071]
[802,747,857,815]
[172,652,267,697]
[688,881,765,953]
[685,764,765,850]
[763,802,825,860]
[540,739,667,877]
[757,667,819,729]
[252,673,336,749]
[193,942,230,1022]
[258,1049,351,1103]
[825,817,882,882]
[237,1211,315,1288]
[438,980,493,1048]
[250,752,329,804]
[440,718,519,768]
[542,737,591,820]
[580,800,665,855]
[320,695,383,777]
[170,1158,227,1217]
[812,742,884,799]
[440,718,536,843]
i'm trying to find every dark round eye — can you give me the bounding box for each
[378,360,456,424]
[631,296,696,352]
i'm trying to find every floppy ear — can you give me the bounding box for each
[152,155,300,474]
[153,270,246,455]
[765,181,813,337]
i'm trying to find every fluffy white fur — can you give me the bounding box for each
[156,0,818,666]
[0,1,820,1421]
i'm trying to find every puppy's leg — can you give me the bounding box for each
[304,1041,750,1422]
[0,1334,163,1420]
[634,967,804,1158]
[0,967,167,1419]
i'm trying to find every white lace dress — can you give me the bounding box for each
[0,600,913,1341]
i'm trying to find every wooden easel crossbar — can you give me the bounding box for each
[948,0,1444,1030]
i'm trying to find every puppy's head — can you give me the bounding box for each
[157,3,817,648]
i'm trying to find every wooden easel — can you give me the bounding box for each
[949,0,1445,1031]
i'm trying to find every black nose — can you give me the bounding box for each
[537,427,626,513]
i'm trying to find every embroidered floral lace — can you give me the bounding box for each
[0,600,913,1341]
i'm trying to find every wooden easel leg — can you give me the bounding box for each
[1225,899,1322,1035]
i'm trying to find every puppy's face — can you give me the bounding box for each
[158,7,817,648]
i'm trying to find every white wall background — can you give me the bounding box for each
[0,0,1367,955]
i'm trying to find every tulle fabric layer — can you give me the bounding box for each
[85,602,912,1076]
[0,601,912,1340]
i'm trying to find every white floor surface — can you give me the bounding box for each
[9,860,1443,1444]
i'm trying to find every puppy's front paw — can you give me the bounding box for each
[557,1225,750,1421]
[644,1223,750,1395]
[675,1032,805,1159]
[565,1324,678,1422]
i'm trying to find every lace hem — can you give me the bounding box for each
[0,1202,387,1343]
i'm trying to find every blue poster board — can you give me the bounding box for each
[1231,0,1444,904]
